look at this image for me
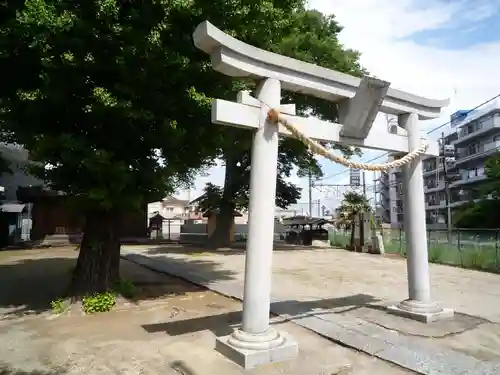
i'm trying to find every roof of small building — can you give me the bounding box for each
[202,209,243,218]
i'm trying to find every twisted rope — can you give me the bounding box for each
[266,109,428,171]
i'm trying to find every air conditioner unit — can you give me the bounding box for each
[442,145,456,157]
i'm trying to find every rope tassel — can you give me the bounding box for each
[267,108,428,171]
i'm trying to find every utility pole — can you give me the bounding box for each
[317,199,321,217]
[441,132,452,243]
[360,171,367,247]
[308,170,313,217]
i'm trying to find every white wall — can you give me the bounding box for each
[147,200,190,240]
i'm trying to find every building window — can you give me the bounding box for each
[467,143,479,155]
[165,207,174,212]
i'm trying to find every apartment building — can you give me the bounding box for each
[380,99,500,229]
[376,152,404,228]
[422,131,458,228]
[448,100,500,208]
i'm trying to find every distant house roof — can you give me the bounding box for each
[0,203,26,213]
[162,195,189,205]
[202,209,243,218]
[149,212,167,222]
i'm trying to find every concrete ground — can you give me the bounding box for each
[0,247,413,375]
[120,244,500,364]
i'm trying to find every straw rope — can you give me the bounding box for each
[266,109,427,171]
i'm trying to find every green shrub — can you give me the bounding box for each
[428,246,442,263]
[50,298,68,314]
[82,292,116,314]
[113,279,137,299]
[462,248,497,271]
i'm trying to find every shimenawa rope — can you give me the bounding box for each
[266,108,428,172]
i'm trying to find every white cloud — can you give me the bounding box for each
[182,0,500,211]
[308,0,500,112]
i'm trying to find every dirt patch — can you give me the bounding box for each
[0,247,414,375]
[0,247,205,319]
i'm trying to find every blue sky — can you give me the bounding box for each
[409,1,500,49]
[177,0,500,213]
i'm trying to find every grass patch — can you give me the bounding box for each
[82,291,117,314]
[331,230,500,273]
[50,298,69,314]
[113,278,137,299]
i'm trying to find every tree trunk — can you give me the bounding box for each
[206,153,238,249]
[70,209,121,297]
[206,200,235,249]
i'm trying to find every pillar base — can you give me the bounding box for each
[387,299,454,323]
[215,328,298,369]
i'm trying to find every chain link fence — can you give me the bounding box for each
[329,228,500,273]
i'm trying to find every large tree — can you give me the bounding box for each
[0,0,362,294]
[335,191,371,250]
[193,9,365,248]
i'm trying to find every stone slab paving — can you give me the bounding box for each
[121,246,500,374]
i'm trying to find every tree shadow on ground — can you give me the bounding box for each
[144,242,332,257]
[141,294,380,337]
[0,363,66,375]
[0,251,235,319]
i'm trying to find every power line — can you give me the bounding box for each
[317,93,500,182]
[426,93,500,135]
[318,152,389,181]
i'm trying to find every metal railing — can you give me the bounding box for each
[329,228,500,273]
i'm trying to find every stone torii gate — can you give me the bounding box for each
[193,21,454,369]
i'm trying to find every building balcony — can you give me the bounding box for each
[424,183,446,193]
[425,199,447,210]
[455,140,500,167]
[449,173,487,188]
[452,113,500,146]
[449,191,492,208]
[422,160,457,177]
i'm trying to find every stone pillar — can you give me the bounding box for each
[387,112,454,323]
[215,78,298,368]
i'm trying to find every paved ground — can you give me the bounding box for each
[0,247,413,375]
[121,244,500,374]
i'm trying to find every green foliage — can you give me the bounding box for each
[0,0,366,289]
[427,247,441,263]
[50,298,69,314]
[454,152,500,228]
[113,279,137,299]
[1,0,364,216]
[483,151,500,198]
[335,191,371,226]
[188,6,365,211]
[82,292,116,314]
[454,200,500,229]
